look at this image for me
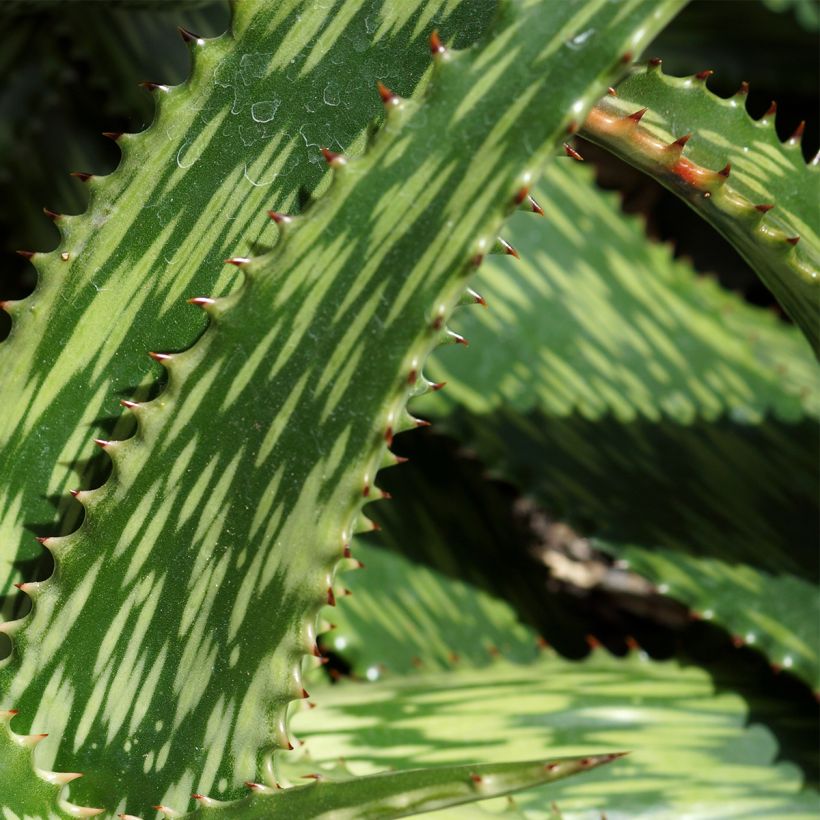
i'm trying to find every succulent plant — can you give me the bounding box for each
[0,0,816,818]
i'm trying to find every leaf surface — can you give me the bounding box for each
[0,0,685,815]
[581,62,820,353]
[416,162,820,687]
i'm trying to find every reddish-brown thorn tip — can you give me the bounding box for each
[13,583,24,590]
[755,203,775,213]
[764,100,777,117]
[327,587,336,607]
[320,147,343,165]
[563,143,584,162]
[670,133,692,149]
[790,121,806,141]
[301,688,310,699]
[472,290,487,307]
[429,29,445,55]
[148,351,171,363]
[394,455,409,464]
[35,536,48,544]
[120,399,138,409]
[93,438,110,449]
[102,131,122,141]
[15,250,34,260]
[498,237,520,258]
[528,195,544,216]
[695,69,714,81]
[245,782,263,791]
[565,120,578,135]
[545,763,559,772]
[192,795,204,801]
[407,368,417,385]
[225,257,251,266]
[70,171,92,182]
[627,108,648,123]
[431,381,446,391]
[362,484,370,497]
[607,86,617,96]
[177,26,201,43]
[43,208,60,221]
[415,418,431,428]
[139,81,164,92]
[381,491,392,500]
[188,296,216,307]
[786,235,800,246]
[343,544,352,558]
[620,51,633,64]
[470,774,483,784]
[738,81,749,95]
[731,635,744,648]
[648,56,662,67]
[70,489,80,498]
[384,426,394,447]
[377,81,397,104]
[470,254,484,268]
[267,211,292,224]
[718,162,731,178]
[514,186,529,205]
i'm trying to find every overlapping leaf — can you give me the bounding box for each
[580,61,820,353]
[0,0,498,619]
[0,0,686,815]
[295,630,819,817]
[416,161,820,688]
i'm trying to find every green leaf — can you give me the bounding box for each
[415,161,820,687]
[605,544,820,688]
[0,0,496,617]
[0,1,685,816]
[289,652,819,818]
[177,754,622,818]
[580,61,820,354]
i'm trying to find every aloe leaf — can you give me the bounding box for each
[604,542,820,688]
[174,755,620,819]
[0,0,686,815]
[415,161,819,687]
[580,61,820,354]
[288,650,819,818]
[0,0,497,617]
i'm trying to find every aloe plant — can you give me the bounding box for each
[1,0,817,817]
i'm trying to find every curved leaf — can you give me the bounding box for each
[581,61,820,353]
[290,652,819,818]
[415,162,820,687]
[0,1,685,815]
[0,0,497,616]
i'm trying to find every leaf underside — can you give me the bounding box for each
[0,0,687,816]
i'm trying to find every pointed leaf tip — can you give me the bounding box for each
[627,107,648,122]
[695,69,714,81]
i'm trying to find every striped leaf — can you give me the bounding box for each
[416,161,820,688]
[580,61,820,354]
[0,0,497,619]
[289,650,819,818]
[0,0,686,816]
